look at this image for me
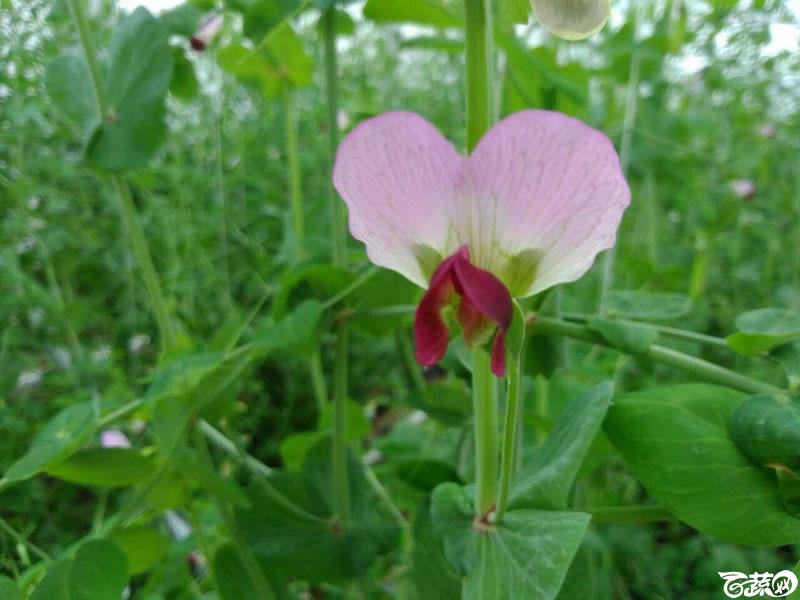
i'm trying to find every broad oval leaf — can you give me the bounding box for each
[3,402,95,484]
[605,384,800,546]
[68,540,129,600]
[431,482,589,600]
[87,7,174,171]
[107,527,171,575]
[46,448,156,488]
[727,308,800,355]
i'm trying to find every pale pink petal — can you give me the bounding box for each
[468,110,630,297]
[101,429,131,449]
[333,112,465,287]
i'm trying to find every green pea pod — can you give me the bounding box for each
[728,393,800,471]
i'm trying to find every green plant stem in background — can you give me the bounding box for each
[0,516,51,563]
[532,316,784,395]
[323,8,347,267]
[495,356,521,522]
[67,0,176,349]
[282,85,305,254]
[472,347,498,518]
[587,505,674,524]
[114,176,177,349]
[309,349,329,416]
[464,0,493,151]
[192,426,276,600]
[332,321,351,528]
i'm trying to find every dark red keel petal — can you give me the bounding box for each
[413,254,460,367]
[491,331,506,377]
[413,246,513,375]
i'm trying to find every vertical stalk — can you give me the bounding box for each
[67,0,176,349]
[464,0,493,152]
[323,7,351,529]
[472,348,498,517]
[323,8,347,267]
[282,85,305,254]
[308,349,328,417]
[332,322,350,528]
[598,17,640,310]
[495,357,521,522]
[192,426,276,600]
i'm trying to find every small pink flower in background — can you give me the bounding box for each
[730,179,756,201]
[333,111,630,375]
[101,429,131,449]
[757,123,776,139]
[190,14,223,51]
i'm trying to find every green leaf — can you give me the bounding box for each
[410,500,461,600]
[497,0,531,29]
[727,308,800,355]
[178,448,251,507]
[252,299,323,358]
[237,436,398,583]
[243,0,302,42]
[170,48,199,100]
[46,448,156,487]
[406,377,472,425]
[213,544,262,600]
[0,576,22,600]
[31,560,71,600]
[45,50,99,145]
[604,291,691,320]
[107,527,171,575]
[605,384,800,546]
[68,540,129,600]
[3,402,95,484]
[218,43,282,99]
[87,7,174,171]
[363,0,462,28]
[160,2,204,36]
[774,342,800,390]
[587,317,658,354]
[431,482,590,599]
[265,23,313,87]
[510,382,613,510]
[728,394,800,471]
[532,0,610,41]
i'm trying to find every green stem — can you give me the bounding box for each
[332,321,351,528]
[323,8,347,267]
[472,348,498,518]
[531,316,784,395]
[464,0,493,151]
[309,349,329,416]
[114,176,176,348]
[282,85,305,254]
[0,516,51,563]
[192,426,276,600]
[66,0,175,349]
[587,505,674,524]
[495,356,521,522]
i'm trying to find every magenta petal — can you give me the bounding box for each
[490,332,506,377]
[452,250,513,332]
[413,256,458,367]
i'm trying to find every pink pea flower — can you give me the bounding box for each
[333,111,630,376]
[101,429,131,449]
[730,179,756,201]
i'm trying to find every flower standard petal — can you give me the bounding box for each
[333,112,466,287]
[468,110,630,297]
